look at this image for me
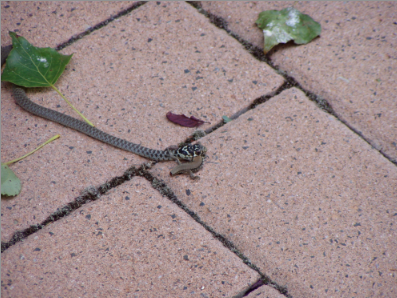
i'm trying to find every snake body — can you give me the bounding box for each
[12,86,176,161]
[2,45,206,175]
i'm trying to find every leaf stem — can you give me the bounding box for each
[51,85,95,127]
[4,134,60,166]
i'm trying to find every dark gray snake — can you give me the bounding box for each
[2,46,206,175]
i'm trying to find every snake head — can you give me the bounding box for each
[175,143,206,160]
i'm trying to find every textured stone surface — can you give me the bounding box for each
[157,88,397,297]
[1,178,259,297]
[1,1,136,47]
[2,2,396,297]
[1,1,283,241]
[201,1,397,163]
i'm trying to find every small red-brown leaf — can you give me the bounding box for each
[166,112,209,127]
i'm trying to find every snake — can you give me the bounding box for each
[1,45,206,178]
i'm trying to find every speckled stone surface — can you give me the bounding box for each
[2,2,397,298]
[157,88,397,297]
[1,1,136,47]
[1,1,283,242]
[1,178,259,297]
[200,1,397,163]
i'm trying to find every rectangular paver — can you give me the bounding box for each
[158,88,397,297]
[1,178,259,297]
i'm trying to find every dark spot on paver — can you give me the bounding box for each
[227,79,233,83]
[192,87,197,91]
[34,248,40,251]
[6,207,12,210]
[183,255,189,261]
[184,69,190,73]
[49,232,54,236]
[199,202,205,206]
[85,214,91,220]
[86,151,92,154]
[157,205,162,209]
[252,80,257,85]
[4,5,10,8]
[353,222,361,226]
[71,253,77,257]
[124,196,130,200]
[171,214,176,219]
[242,146,249,150]
[186,189,191,196]
[247,117,253,121]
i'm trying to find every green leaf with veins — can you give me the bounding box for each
[256,7,321,54]
[1,164,21,196]
[1,31,73,87]
[2,32,93,126]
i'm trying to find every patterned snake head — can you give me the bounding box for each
[175,143,207,161]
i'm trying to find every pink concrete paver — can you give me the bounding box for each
[1,178,259,297]
[1,1,284,242]
[200,1,397,163]
[1,1,137,48]
[156,88,397,297]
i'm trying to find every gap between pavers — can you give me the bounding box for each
[154,87,397,298]
[1,177,260,297]
[1,1,284,242]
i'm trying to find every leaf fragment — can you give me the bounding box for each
[166,112,209,127]
[256,7,321,53]
[222,115,232,123]
[1,164,21,196]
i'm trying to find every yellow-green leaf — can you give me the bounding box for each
[1,164,21,196]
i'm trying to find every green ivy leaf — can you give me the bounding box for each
[1,31,73,87]
[1,164,21,196]
[256,7,321,54]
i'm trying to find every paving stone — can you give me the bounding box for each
[156,88,397,297]
[1,1,284,241]
[1,178,259,297]
[201,1,397,163]
[1,1,136,48]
